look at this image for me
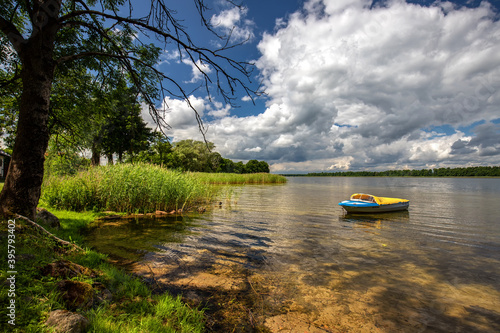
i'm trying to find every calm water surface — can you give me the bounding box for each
[87,177,500,332]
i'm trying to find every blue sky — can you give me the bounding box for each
[137,0,500,173]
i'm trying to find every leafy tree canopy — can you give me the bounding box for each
[132,137,271,174]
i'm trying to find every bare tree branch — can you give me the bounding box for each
[55,2,259,142]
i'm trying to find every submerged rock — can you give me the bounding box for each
[45,310,89,333]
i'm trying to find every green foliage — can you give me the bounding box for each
[302,166,500,177]
[243,160,270,174]
[134,137,271,174]
[97,81,152,163]
[133,132,174,165]
[49,67,96,138]
[0,69,20,149]
[41,163,215,213]
[169,140,218,172]
[44,137,90,177]
[213,158,269,174]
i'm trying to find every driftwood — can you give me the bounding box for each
[15,214,84,252]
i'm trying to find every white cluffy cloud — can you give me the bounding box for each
[211,6,255,44]
[155,0,500,173]
[182,59,212,83]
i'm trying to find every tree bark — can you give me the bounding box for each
[91,141,101,166]
[0,3,59,219]
[106,153,113,165]
[0,73,54,219]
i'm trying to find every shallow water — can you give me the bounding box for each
[86,177,500,332]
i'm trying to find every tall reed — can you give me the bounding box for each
[42,163,214,213]
[190,172,287,185]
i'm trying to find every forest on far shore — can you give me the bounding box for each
[285,166,500,177]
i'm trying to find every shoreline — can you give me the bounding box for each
[0,209,206,332]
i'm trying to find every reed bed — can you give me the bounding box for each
[42,164,214,213]
[190,172,287,185]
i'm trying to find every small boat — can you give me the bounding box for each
[338,193,409,213]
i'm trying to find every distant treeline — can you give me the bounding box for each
[286,166,500,177]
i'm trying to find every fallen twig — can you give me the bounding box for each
[15,214,84,252]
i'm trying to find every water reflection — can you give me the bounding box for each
[340,211,410,229]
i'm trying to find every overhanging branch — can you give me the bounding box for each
[0,16,26,53]
[56,1,260,138]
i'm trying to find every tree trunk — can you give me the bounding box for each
[107,153,113,165]
[0,3,59,219]
[0,62,55,220]
[91,141,101,166]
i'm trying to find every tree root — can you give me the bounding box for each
[15,214,84,252]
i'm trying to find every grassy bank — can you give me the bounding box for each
[191,172,287,185]
[0,210,205,332]
[41,164,215,213]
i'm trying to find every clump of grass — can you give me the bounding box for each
[41,163,215,213]
[87,293,205,333]
[190,172,287,185]
[85,264,204,333]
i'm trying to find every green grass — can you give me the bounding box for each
[87,293,204,333]
[0,209,205,333]
[41,163,215,213]
[190,172,287,185]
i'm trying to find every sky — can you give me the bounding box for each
[140,0,500,173]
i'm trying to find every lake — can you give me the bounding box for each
[86,177,500,332]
